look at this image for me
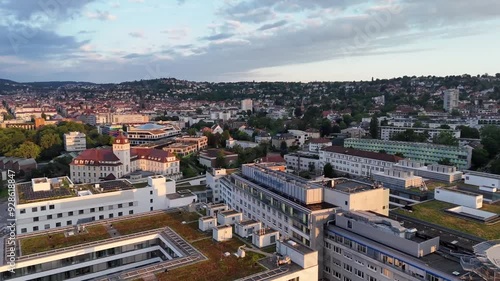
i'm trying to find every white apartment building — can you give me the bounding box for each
[241,99,253,111]
[380,126,461,141]
[320,146,403,178]
[284,152,322,173]
[372,168,424,190]
[219,163,389,279]
[14,175,196,235]
[288,130,311,147]
[206,168,227,203]
[63,131,87,152]
[393,160,463,183]
[324,211,469,281]
[443,89,459,112]
[309,138,332,152]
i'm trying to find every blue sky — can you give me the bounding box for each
[0,0,499,83]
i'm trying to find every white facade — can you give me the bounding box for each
[288,130,310,147]
[380,126,461,141]
[394,160,463,183]
[63,131,86,152]
[372,169,423,189]
[198,216,217,231]
[241,99,253,111]
[206,169,227,203]
[235,220,261,238]
[309,140,332,153]
[213,225,232,241]
[434,187,483,209]
[464,171,500,189]
[217,210,243,225]
[206,203,228,217]
[443,89,459,112]
[284,153,322,173]
[15,175,180,235]
[252,228,279,248]
[320,147,399,178]
[226,139,259,149]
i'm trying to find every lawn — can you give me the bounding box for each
[157,238,266,281]
[112,212,204,241]
[393,200,500,240]
[482,203,500,214]
[20,225,110,256]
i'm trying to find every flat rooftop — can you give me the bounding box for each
[439,186,481,197]
[238,219,260,226]
[329,178,376,193]
[199,216,216,221]
[17,178,151,204]
[393,200,500,241]
[219,209,241,216]
[464,170,500,180]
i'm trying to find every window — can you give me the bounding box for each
[47,215,52,219]
[354,269,364,278]
[99,215,104,220]
[21,228,27,233]
[90,208,95,213]
[325,241,332,249]
[118,212,123,217]
[150,190,153,195]
[118,204,123,208]
[367,275,377,281]
[20,209,26,214]
[68,211,73,216]
[99,207,104,211]
[49,205,55,210]
[109,214,114,218]
[343,277,351,281]
[33,226,39,231]
[41,206,46,211]
[33,217,39,222]
[57,213,63,218]
[32,207,37,212]
[381,268,391,278]
[334,246,341,254]
[368,264,377,272]
[347,220,352,229]
[129,210,134,215]
[357,244,367,253]
[150,199,153,203]
[129,202,134,207]
[343,252,352,260]
[56,222,61,227]
[332,270,341,280]
[44,224,50,230]
[343,263,352,272]
[66,220,72,226]
[325,266,332,274]
[332,258,341,267]
[79,210,84,215]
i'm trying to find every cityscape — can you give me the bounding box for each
[0,1,499,281]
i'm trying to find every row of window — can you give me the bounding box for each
[26,202,136,219]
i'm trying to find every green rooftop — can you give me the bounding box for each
[393,200,500,240]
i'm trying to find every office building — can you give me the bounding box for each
[320,146,403,177]
[379,126,461,141]
[175,135,208,151]
[285,152,322,173]
[323,211,471,281]
[372,168,423,190]
[63,131,87,152]
[309,138,332,152]
[14,175,196,235]
[393,160,463,183]
[344,138,472,170]
[444,89,459,112]
[126,123,181,145]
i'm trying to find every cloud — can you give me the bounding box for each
[161,27,189,40]
[78,30,96,34]
[129,0,145,2]
[0,0,98,22]
[257,20,288,31]
[201,33,234,41]
[128,31,145,38]
[86,10,117,21]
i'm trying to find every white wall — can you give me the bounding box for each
[323,188,389,216]
[434,188,482,209]
[213,226,232,241]
[465,174,500,188]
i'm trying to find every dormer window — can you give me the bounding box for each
[116,140,121,143]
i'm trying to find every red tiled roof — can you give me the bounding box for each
[322,146,403,163]
[131,148,177,163]
[113,132,129,144]
[72,149,121,165]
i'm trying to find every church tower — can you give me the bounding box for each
[112,131,131,175]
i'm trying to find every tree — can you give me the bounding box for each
[457,126,480,139]
[323,163,335,178]
[308,162,315,173]
[369,116,379,139]
[221,130,231,148]
[480,125,500,157]
[471,148,489,169]
[320,119,333,137]
[395,152,405,158]
[342,114,353,126]
[439,124,451,129]
[215,150,226,168]
[7,141,41,159]
[432,131,458,146]
[339,121,347,130]
[187,128,197,136]
[196,108,203,115]
[491,159,500,175]
[451,109,461,117]
[294,107,303,118]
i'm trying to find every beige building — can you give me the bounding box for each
[64,131,87,152]
[163,142,198,156]
[175,136,208,151]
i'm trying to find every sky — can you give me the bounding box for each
[0,0,499,83]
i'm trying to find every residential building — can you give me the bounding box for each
[305,129,321,139]
[126,123,181,145]
[241,98,253,111]
[225,138,259,149]
[393,160,463,183]
[285,152,322,173]
[444,89,459,112]
[341,127,367,138]
[271,133,296,148]
[199,149,238,168]
[14,175,196,235]
[255,131,272,144]
[344,138,472,170]
[379,126,461,141]
[176,135,208,151]
[70,133,181,183]
[163,142,198,157]
[288,130,311,147]
[309,138,332,152]
[206,168,228,203]
[0,157,37,175]
[320,146,403,177]
[324,211,470,281]
[110,114,149,124]
[63,131,87,152]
